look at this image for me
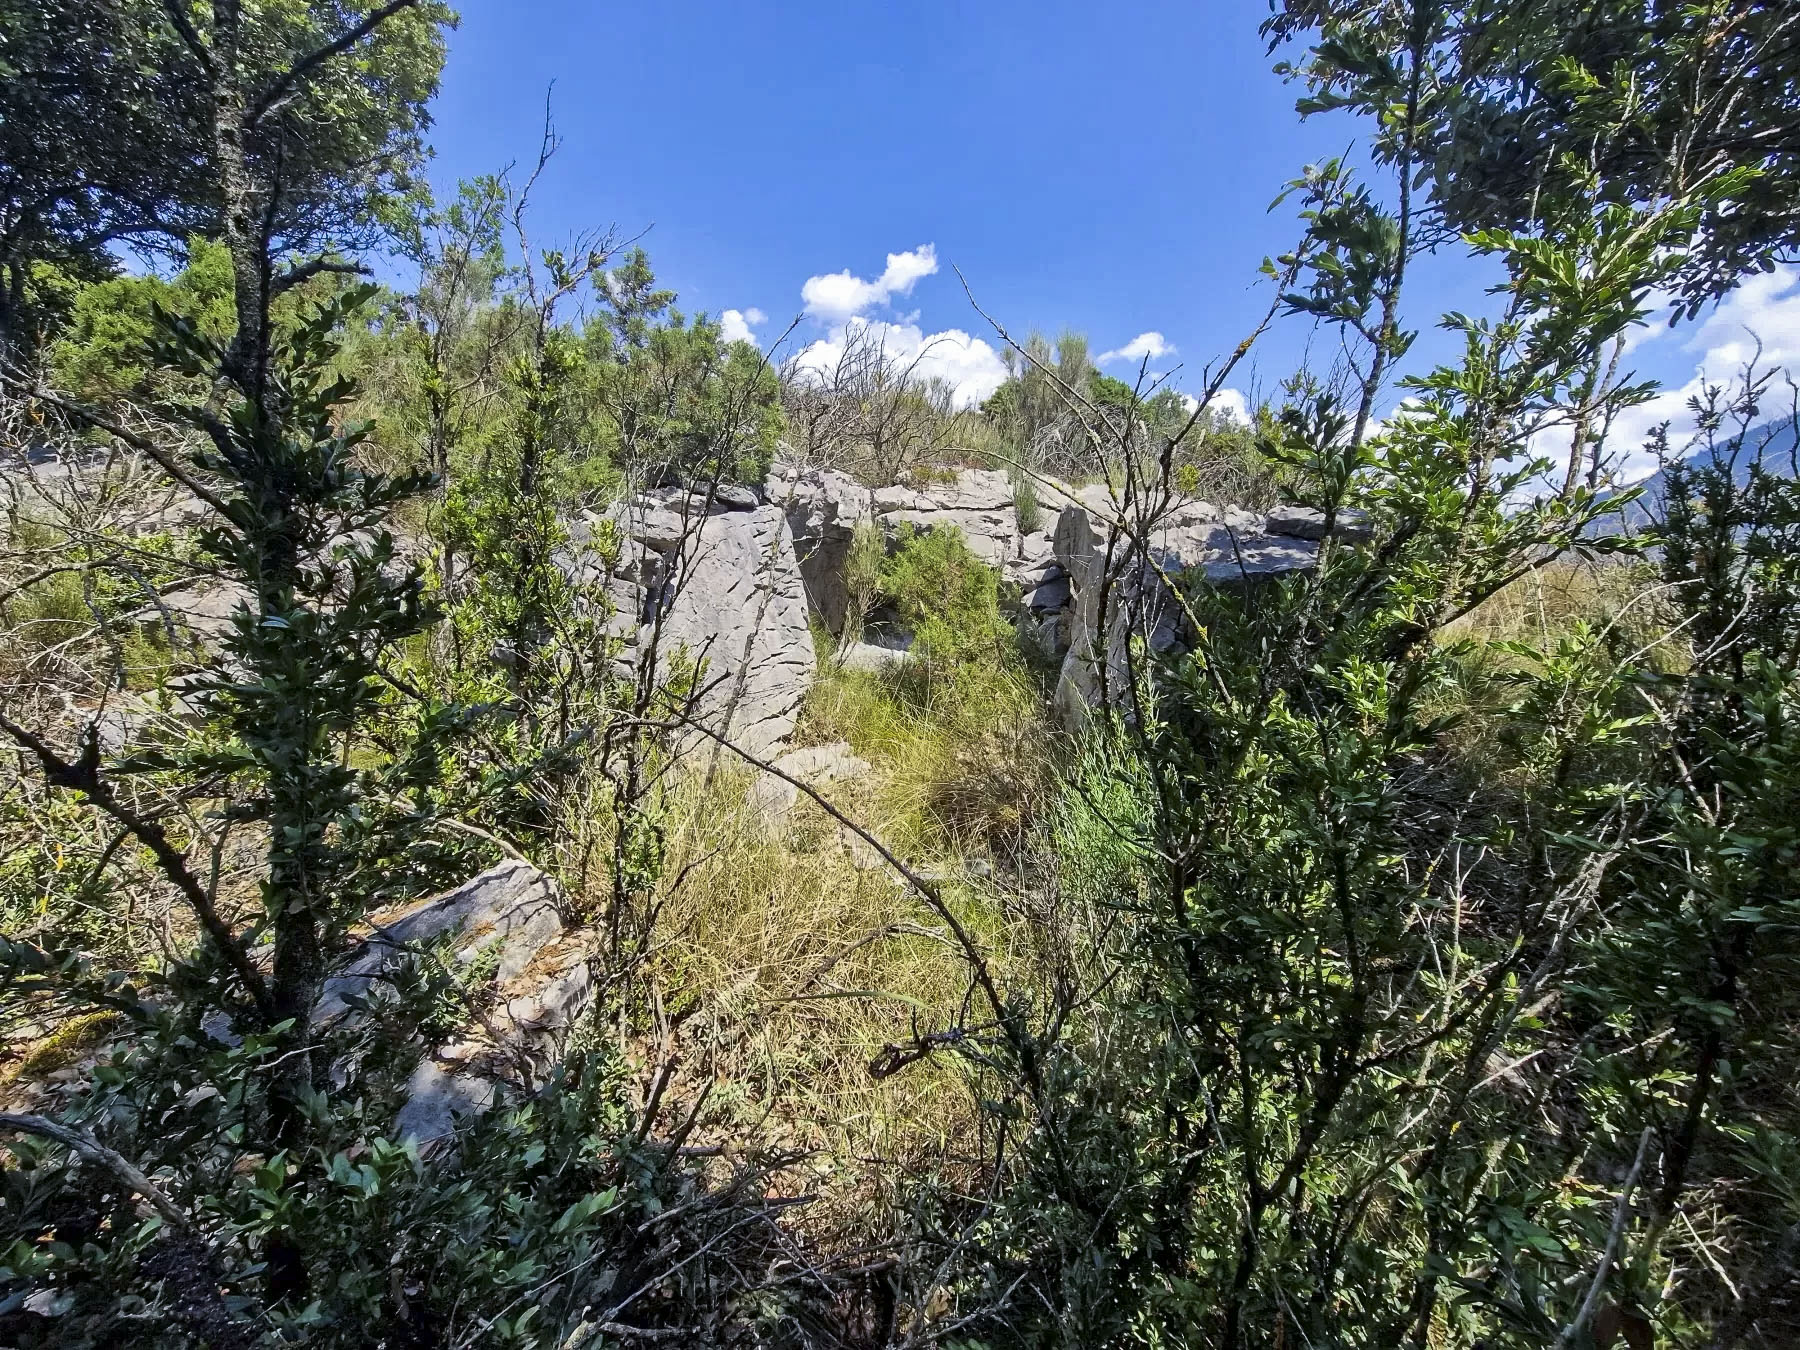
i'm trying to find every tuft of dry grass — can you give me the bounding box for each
[630,651,1063,1230]
[796,656,1059,863]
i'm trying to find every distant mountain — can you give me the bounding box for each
[1599,417,1799,535]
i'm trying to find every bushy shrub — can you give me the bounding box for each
[880,525,1014,677]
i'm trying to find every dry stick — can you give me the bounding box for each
[435,814,532,863]
[0,712,276,1023]
[1559,1126,1655,1348]
[0,1112,191,1232]
[0,372,230,518]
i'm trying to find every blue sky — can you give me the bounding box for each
[425,0,1800,473]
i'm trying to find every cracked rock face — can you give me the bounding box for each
[651,500,817,760]
[566,488,818,760]
[311,861,598,1146]
[1048,494,1320,727]
[765,464,874,634]
[770,464,1026,626]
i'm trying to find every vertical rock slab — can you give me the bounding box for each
[655,500,817,759]
[766,464,874,633]
[1048,495,1319,727]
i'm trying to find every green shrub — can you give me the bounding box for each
[880,524,1013,673]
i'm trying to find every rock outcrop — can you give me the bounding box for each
[763,465,874,635]
[315,861,597,1145]
[764,457,1365,727]
[1039,488,1322,725]
[770,463,1029,629]
[869,467,1019,565]
[570,486,817,759]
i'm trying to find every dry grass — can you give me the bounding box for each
[636,655,1062,1230]
[795,657,1059,863]
[1445,555,1673,656]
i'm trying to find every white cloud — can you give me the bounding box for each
[1214,387,1249,424]
[1178,388,1250,423]
[1605,264,1800,481]
[719,307,766,347]
[792,315,1009,410]
[1100,331,1176,365]
[800,245,939,322]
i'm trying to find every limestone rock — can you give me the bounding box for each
[1049,497,1320,726]
[565,490,817,760]
[1024,574,1072,614]
[767,464,875,633]
[316,860,564,1025]
[310,862,601,1145]
[654,503,817,759]
[1004,530,1060,588]
[836,635,912,673]
[1265,503,1374,544]
[876,467,1018,565]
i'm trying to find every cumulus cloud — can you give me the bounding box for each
[792,315,1009,409]
[1605,264,1800,481]
[1100,331,1176,365]
[719,307,767,347]
[1178,388,1250,423]
[800,245,939,322]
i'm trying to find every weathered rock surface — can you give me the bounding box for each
[312,861,598,1145]
[316,861,565,1024]
[871,467,1018,566]
[1047,492,1320,726]
[770,463,1024,626]
[765,464,875,633]
[1264,503,1374,543]
[570,488,817,759]
[836,634,912,673]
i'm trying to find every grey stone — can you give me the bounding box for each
[874,468,1018,566]
[708,483,762,511]
[138,580,253,655]
[1049,498,1320,726]
[1264,504,1374,544]
[768,464,875,633]
[316,861,563,1024]
[394,1060,498,1144]
[837,636,912,673]
[610,501,689,552]
[1024,575,1072,613]
[306,862,602,1146]
[1005,530,1059,586]
[1200,531,1322,583]
[653,503,817,759]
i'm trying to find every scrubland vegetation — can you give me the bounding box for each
[2,0,1800,1347]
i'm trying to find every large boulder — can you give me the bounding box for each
[567,488,817,760]
[1048,493,1319,726]
[656,501,817,759]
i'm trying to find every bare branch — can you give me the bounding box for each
[269,257,371,296]
[0,370,230,517]
[0,712,275,1023]
[0,1112,192,1232]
